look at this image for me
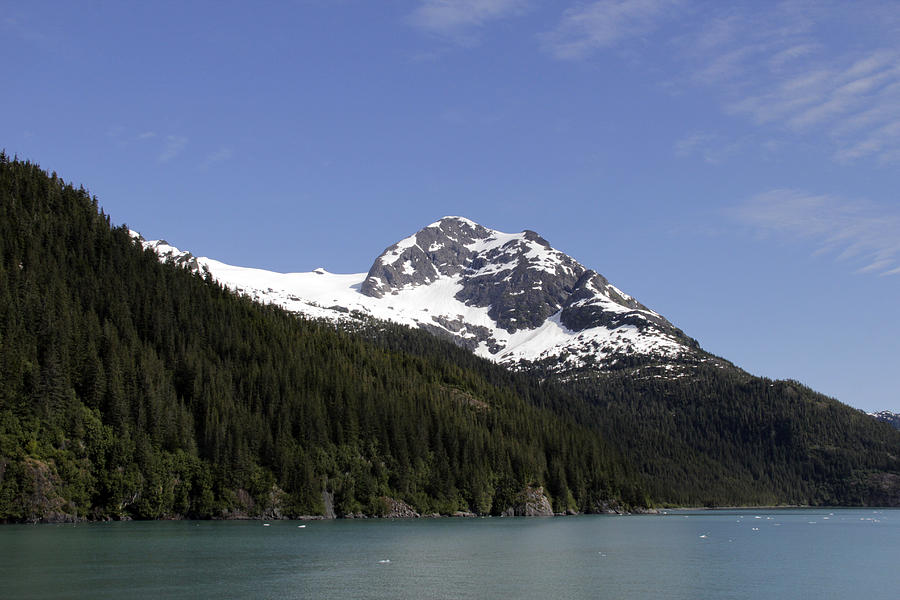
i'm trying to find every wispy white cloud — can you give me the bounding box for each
[734,189,900,276]
[768,42,819,70]
[690,44,763,85]
[2,12,54,48]
[726,50,900,133]
[674,6,900,166]
[540,0,682,59]
[538,1,900,166]
[408,0,529,38]
[158,135,188,163]
[200,146,234,169]
[137,131,156,140]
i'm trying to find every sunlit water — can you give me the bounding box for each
[1,509,897,599]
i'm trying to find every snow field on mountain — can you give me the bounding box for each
[200,258,684,367]
[134,216,690,372]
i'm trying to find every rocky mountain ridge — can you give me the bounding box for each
[134,216,712,374]
[870,411,900,430]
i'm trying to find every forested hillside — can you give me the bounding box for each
[366,326,900,508]
[2,154,899,523]
[0,154,643,522]
[560,367,900,507]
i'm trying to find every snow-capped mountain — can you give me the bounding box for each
[133,216,704,372]
[870,411,900,430]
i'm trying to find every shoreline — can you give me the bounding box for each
[8,504,896,526]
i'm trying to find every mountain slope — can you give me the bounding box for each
[4,154,900,522]
[136,216,706,373]
[137,205,900,508]
[0,155,646,522]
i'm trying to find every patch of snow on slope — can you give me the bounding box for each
[427,215,478,229]
[494,312,683,366]
[495,312,576,362]
[385,233,419,261]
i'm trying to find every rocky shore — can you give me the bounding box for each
[6,483,659,524]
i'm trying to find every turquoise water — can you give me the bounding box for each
[1,509,897,599]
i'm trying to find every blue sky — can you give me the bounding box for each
[3,0,899,412]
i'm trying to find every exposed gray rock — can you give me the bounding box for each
[19,457,81,524]
[501,485,554,517]
[359,216,692,357]
[381,497,420,518]
[260,485,287,520]
[421,317,500,353]
[631,507,660,514]
[520,485,554,516]
[591,499,626,514]
[322,489,336,520]
[361,217,491,298]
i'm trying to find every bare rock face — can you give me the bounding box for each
[358,217,693,364]
[361,218,588,333]
[322,489,336,519]
[260,485,287,520]
[519,485,554,516]
[19,457,80,523]
[501,485,554,517]
[559,270,669,332]
[361,218,486,297]
[381,497,420,518]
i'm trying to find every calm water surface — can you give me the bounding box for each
[1,509,897,599]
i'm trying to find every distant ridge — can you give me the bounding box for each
[870,411,900,430]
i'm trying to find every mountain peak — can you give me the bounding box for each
[139,216,698,374]
[357,217,690,361]
[428,215,481,228]
[360,216,494,299]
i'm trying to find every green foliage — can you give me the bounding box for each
[1,152,898,522]
[547,366,900,507]
[0,153,637,520]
